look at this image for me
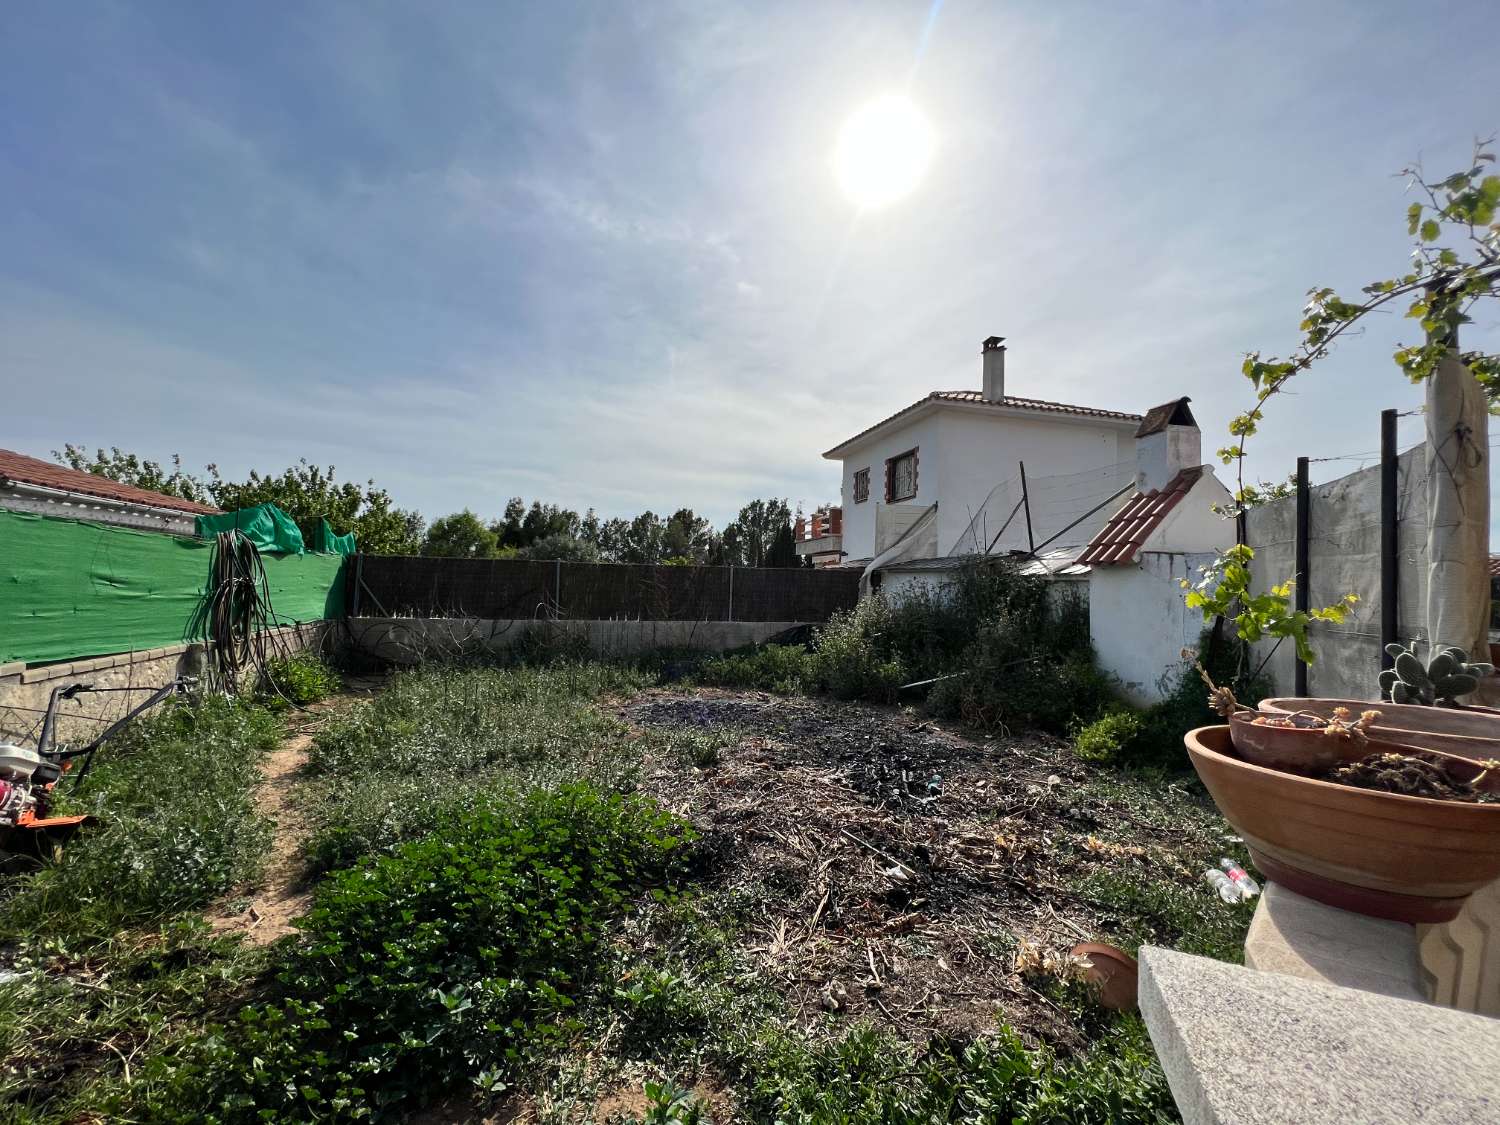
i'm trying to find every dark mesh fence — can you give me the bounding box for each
[352,556,860,623]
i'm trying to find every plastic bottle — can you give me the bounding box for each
[1219,858,1261,899]
[1203,869,1241,903]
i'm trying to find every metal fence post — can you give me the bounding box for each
[1380,409,1398,670]
[1294,456,1310,696]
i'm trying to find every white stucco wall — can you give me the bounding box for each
[1139,469,1235,554]
[934,408,1136,555]
[1090,551,1220,705]
[835,411,945,562]
[832,402,1137,561]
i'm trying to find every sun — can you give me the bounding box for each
[833,94,936,212]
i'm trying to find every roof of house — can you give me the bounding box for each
[823,391,1144,459]
[1135,396,1196,438]
[0,448,220,515]
[1076,466,1204,567]
[1490,555,1500,579]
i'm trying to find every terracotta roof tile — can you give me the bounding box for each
[1490,555,1500,579]
[0,448,219,515]
[823,391,1142,458]
[1077,467,1204,567]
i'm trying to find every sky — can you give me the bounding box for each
[2,1,1497,531]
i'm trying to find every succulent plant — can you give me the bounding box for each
[1380,642,1495,706]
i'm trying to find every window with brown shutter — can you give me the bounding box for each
[886,449,918,502]
[852,468,870,504]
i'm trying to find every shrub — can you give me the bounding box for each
[737,1017,1173,1124]
[811,599,907,703]
[1,698,280,937]
[1072,710,1147,765]
[695,644,813,694]
[147,785,694,1121]
[261,650,341,708]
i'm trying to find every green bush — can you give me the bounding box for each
[694,644,814,694]
[811,598,907,703]
[1,697,280,938]
[736,1018,1173,1124]
[261,650,342,708]
[1072,710,1147,764]
[146,784,694,1122]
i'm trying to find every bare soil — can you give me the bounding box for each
[206,691,374,944]
[619,688,1206,1052]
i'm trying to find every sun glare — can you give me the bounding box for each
[833,94,936,212]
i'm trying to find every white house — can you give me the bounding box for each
[821,337,1144,569]
[1078,398,1235,704]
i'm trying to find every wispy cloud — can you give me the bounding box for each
[0,0,1495,530]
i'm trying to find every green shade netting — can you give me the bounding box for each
[195,503,306,554]
[0,509,345,666]
[311,518,357,555]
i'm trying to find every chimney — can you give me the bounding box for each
[981,336,1006,401]
[1134,397,1201,493]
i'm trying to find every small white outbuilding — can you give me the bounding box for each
[1079,398,1235,704]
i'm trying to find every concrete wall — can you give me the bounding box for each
[0,622,328,744]
[1091,551,1219,705]
[834,403,1137,562]
[1244,447,1427,700]
[347,617,810,664]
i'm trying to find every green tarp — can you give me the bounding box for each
[0,509,345,666]
[311,518,357,556]
[195,503,306,554]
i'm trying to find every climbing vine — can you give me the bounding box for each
[1188,138,1500,662]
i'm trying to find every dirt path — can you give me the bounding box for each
[207,695,364,946]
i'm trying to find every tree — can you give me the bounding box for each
[619,511,667,564]
[52,447,423,554]
[765,522,801,568]
[727,498,793,567]
[517,533,602,562]
[206,460,421,555]
[54,445,212,505]
[494,497,527,549]
[421,510,498,558]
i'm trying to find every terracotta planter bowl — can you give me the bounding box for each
[1227,711,1374,774]
[1186,724,1500,923]
[1259,697,1500,761]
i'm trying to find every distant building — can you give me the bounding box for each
[0,448,217,536]
[794,506,844,568]
[821,336,1143,570]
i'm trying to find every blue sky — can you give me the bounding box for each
[2,1,1495,528]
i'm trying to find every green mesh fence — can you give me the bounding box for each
[0,509,345,666]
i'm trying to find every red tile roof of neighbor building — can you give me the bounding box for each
[822,391,1143,458]
[1490,555,1500,579]
[0,448,220,515]
[1077,466,1204,567]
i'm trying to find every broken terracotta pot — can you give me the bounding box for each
[1069,942,1139,1011]
[1226,711,1392,775]
[1187,724,1500,924]
[1260,697,1500,761]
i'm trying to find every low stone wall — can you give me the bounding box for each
[346,617,808,665]
[0,622,328,744]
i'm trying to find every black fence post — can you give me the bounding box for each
[1380,409,1398,670]
[1294,456,1310,696]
